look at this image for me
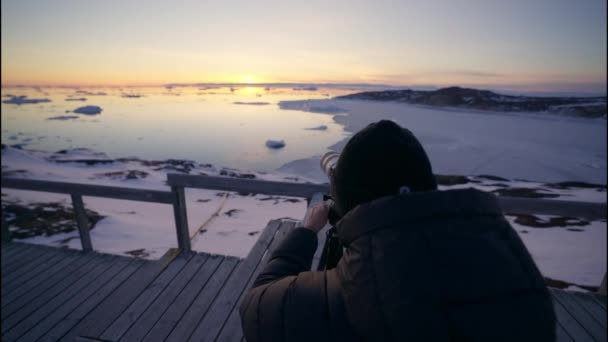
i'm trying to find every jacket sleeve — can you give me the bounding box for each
[253,227,319,287]
[240,228,333,342]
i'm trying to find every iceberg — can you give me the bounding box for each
[3,95,51,105]
[73,105,102,115]
[265,140,286,149]
[47,115,79,120]
[304,125,328,131]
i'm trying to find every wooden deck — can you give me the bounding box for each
[1,219,296,342]
[1,219,606,342]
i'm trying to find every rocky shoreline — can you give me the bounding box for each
[335,86,607,118]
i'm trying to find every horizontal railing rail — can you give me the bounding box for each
[2,175,607,256]
[1,178,175,204]
[166,174,329,198]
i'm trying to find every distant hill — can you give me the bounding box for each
[335,86,607,118]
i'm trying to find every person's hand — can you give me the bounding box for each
[302,200,331,233]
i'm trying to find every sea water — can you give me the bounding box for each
[1,86,355,171]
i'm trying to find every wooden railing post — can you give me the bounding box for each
[70,194,93,252]
[2,210,12,243]
[171,186,191,252]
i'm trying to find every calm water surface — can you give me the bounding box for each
[1,86,356,171]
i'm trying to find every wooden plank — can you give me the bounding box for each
[2,250,95,315]
[2,254,115,336]
[164,257,239,342]
[59,248,183,341]
[142,254,226,342]
[12,257,133,341]
[570,292,607,328]
[1,242,21,259]
[186,219,283,341]
[1,177,175,204]
[171,186,191,252]
[0,243,18,261]
[99,252,195,341]
[167,174,329,199]
[590,294,607,310]
[552,290,605,341]
[551,292,595,341]
[555,322,575,342]
[41,259,146,341]
[2,248,79,298]
[2,247,68,294]
[120,253,210,341]
[71,194,93,251]
[1,244,38,282]
[216,220,297,341]
[1,243,52,280]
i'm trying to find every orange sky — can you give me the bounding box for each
[2,0,606,93]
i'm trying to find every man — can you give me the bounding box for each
[240,120,556,341]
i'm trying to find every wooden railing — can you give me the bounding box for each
[0,176,328,252]
[2,175,607,253]
[1,178,176,252]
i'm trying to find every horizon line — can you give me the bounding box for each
[1,82,606,97]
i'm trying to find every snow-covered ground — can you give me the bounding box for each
[2,93,607,289]
[2,146,605,288]
[2,147,308,259]
[279,99,606,184]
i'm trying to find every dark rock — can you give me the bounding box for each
[125,248,151,258]
[545,181,607,190]
[2,202,104,239]
[506,213,589,228]
[335,87,607,116]
[224,209,243,217]
[2,169,28,177]
[492,187,560,198]
[94,170,149,180]
[435,174,470,186]
[544,277,598,292]
[476,174,509,181]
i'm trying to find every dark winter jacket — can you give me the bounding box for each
[240,188,556,342]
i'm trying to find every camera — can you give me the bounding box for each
[318,151,344,270]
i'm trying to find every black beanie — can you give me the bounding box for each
[330,120,437,216]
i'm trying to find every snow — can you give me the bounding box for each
[509,217,606,287]
[1,146,307,259]
[265,140,286,149]
[278,99,606,184]
[73,105,102,115]
[304,125,328,131]
[2,92,606,288]
[3,95,51,105]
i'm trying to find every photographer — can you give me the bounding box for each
[240,120,556,342]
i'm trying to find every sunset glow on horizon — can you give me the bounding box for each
[2,0,606,93]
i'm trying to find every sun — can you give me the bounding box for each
[239,75,259,84]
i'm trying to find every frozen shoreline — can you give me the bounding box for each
[278,99,607,184]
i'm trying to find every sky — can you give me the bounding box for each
[1,0,606,93]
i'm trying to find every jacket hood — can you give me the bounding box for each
[333,188,550,341]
